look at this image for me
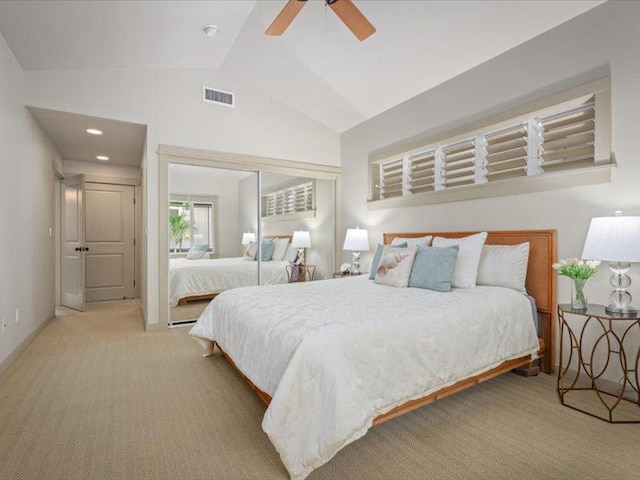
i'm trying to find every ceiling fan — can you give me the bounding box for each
[266,0,376,41]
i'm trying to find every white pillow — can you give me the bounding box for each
[391,235,433,248]
[271,238,290,261]
[432,232,488,288]
[284,245,298,263]
[477,243,530,293]
[186,244,208,260]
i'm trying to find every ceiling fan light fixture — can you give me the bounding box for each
[266,0,375,41]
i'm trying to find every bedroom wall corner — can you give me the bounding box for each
[0,29,60,371]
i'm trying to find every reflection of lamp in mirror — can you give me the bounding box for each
[343,227,369,275]
[581,211,640,316]
[291,230,311,265]
[241,232,256,246]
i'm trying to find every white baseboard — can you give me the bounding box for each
[0,313,55,378]
[145,322,166,332]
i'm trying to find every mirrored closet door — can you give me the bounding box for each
[260,173,335,283]
[168,164,259,324]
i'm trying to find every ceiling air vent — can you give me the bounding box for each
[203,86,235,108]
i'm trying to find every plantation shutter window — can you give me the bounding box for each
[379,158,404,199]
[540,100,595,173]
[369,80,611,206]
[441,140,476,188]
[262,181,315,218]
[408,150,436,194]
[485,125,530,182]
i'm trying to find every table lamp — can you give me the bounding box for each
[581,211,640,316]
[343,227,369,275]
[241,232,256,246]
[291,230,311,265]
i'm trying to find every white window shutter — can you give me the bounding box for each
[379,157,404,199]
[540,101,595,172]
[408,150,436,194]
[441,140,476,188]
[485,125,529,182]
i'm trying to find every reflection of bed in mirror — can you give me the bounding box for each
[169,235,292,307]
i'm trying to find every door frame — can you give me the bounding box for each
[58,173,141,305]
[157,145,342,330]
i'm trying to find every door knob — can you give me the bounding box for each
[75,247,82,252]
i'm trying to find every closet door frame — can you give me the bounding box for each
[158,145,342,330]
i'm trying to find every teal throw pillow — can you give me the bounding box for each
[408,245,459,292]
[369,242,408,280]
[261,240,275,261]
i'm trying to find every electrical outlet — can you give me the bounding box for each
[15,308,19,324]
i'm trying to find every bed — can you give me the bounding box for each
[169,235,292,307]
[189,230,556,479]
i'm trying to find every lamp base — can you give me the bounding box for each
[605,304,638,317]
[606,262,637,316]
[350,251,361,275]
[297,248,306,266]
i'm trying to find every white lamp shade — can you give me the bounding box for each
[241,232,256,245]
[291,230,311,248]
[343,228,369,251]
[581,215,640,262]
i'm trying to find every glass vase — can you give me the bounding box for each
[571,278,588,310]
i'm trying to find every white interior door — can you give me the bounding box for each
[61,175,86,311]
[85,183,135,301]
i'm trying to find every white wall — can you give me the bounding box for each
[24,67,341,327]
[169,165,250,258]
[0,31,61,371]
[340,1,640,371]
[63,159,141,180]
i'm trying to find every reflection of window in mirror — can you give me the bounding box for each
[169,196,217,254]
[261,179,316,221]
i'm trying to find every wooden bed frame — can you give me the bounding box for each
[214,229,556,426]
[176,234,293,306]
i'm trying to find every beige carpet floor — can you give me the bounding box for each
[1,300,639,480]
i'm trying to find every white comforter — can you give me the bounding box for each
[169,257,288,307]
[190,276,539,479]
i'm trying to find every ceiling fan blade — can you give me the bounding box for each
[329,0,376,41]
[266,0,307,36]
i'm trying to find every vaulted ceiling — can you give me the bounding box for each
[0,0,605,132]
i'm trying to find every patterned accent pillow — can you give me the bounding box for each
[243,241,259,261]
[186,244,208,260]
[408,245,459,292]
[374,246,417,288]
[368,242,408,280]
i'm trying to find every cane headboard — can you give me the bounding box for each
[383,230,557,374]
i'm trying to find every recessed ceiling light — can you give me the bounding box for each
[96,155,109,161]
[86,128,103,135]
[202,25,219,37]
